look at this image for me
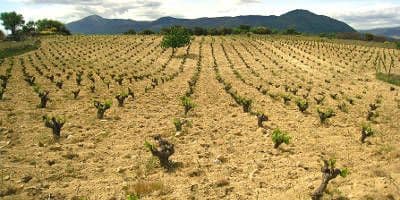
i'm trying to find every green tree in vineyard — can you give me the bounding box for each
[161,26,191,53]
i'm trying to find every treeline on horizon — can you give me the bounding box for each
[125,25,300,36]
[0,11,70,41]
[124,25,399,45]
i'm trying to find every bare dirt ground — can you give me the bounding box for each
[0,35,399,200]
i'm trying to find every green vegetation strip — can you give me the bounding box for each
[0,40,40,59]
[376,72,400,86]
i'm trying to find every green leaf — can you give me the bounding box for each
[144,141,153,151]
[340,168,349,178]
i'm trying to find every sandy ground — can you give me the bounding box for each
[0,35,399,200]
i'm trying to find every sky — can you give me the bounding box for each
[0,0,399,33]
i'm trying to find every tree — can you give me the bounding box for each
[161,26,191,52]
[208,28,219,35]
[218,27,233,35]
[283,27,300,35]
[22,21,36,35]
[365,33,374,41]
[238,25,251,32]
[0,12,25,36]
[193,27,207,36]
[251,26,272,35]
[139,29,155,35]
[123,29,136,35]
[0,30,4,41]
[36,19,70,35]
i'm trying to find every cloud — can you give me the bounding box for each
[9,0,164,21]
[236,0,261,4]
[334,6,400,29]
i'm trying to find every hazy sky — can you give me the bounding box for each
[0,0,399,32]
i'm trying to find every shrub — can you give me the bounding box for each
[114,75,123,85]
[94,100,112,119]
[369,103,379,111]
[173,118,191,132]
[367,110,378,121]
[282,93,292,105]
[272,128,291,148]
[317,108,335,123]
[128,87,135,99]
[361,123,374,143]
[76,71,83,85]
[330,93,338,100]
[72,89,80,99]
[314,95,325,105]
[115,92,128,107]
[181,96,196,115]
[337,102,348,113]
[311,159,348,200]
[346,97,355,105]
[89,85,95,93]
[24,75,35,86]
[238,97,252,112]
[55,80,63,89]
[296,98,309,112]
[256,112,268,127]
[0,87,4,100]
[36,89,50,108]
[0,74,10,88]
[43,115,65,139]
[144,135,175,169]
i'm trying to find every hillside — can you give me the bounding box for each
[66,9,356,34]
[361,26,400,39]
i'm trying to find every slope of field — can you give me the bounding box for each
[0,35,399,199]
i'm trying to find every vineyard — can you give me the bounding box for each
[0,35,399,199]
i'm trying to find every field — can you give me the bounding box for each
[0,35,399,199]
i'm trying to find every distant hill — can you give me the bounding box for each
[360,27,400,39]
[66,9,356,35]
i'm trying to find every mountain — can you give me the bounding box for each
[360,27,400,39]
[66,9,356,34]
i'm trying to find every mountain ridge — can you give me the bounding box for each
[66,9,356,34]
[360,26,400,39]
